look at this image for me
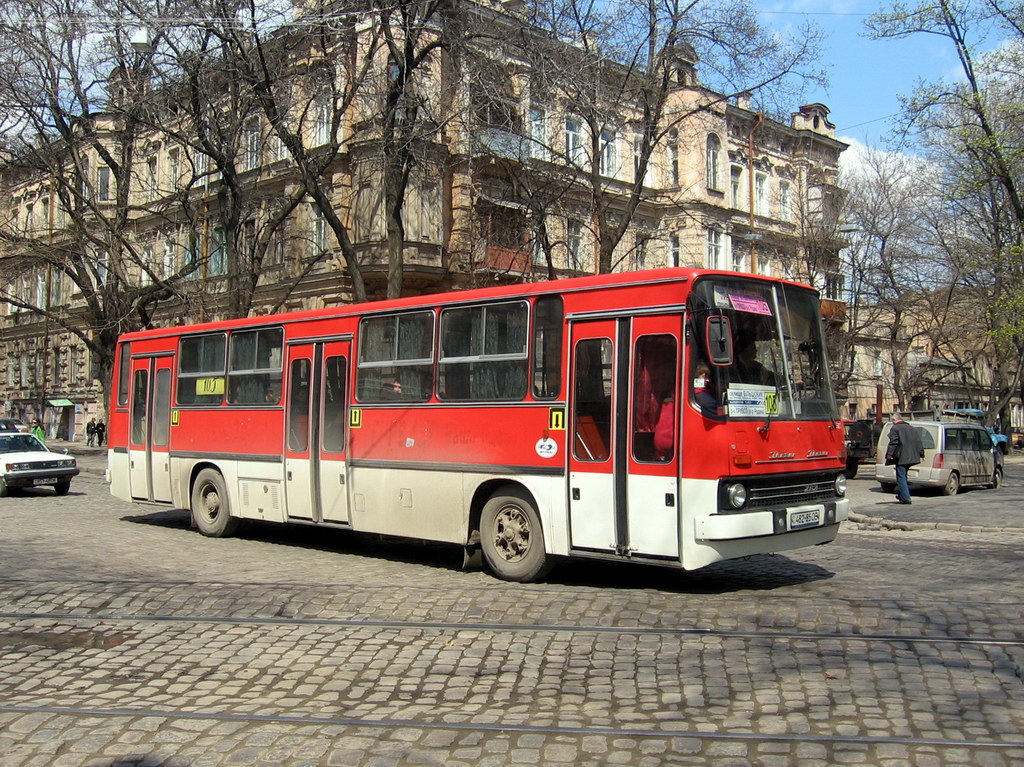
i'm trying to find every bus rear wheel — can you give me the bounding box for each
[481,489,551,583]
[191,469,239,538]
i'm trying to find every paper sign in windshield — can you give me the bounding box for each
[728,385,779,417]
[728,293,772,315]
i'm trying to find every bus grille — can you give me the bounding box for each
[747,475,836,508]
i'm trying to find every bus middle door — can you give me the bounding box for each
[128,354,173,503]
[568,316,681,560]
[284,340,351,524]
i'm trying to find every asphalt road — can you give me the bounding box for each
[1,451,1023,766]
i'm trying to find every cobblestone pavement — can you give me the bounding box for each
[1,469,1023,766]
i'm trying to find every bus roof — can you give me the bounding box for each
[116,266,819,343]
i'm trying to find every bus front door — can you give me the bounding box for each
[284,340,351,524]
[128,355,173,503]
[568,316,681,560]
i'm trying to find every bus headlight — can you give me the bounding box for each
[834,474,847,496]
[725,483,747,509]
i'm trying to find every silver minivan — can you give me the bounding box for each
[874,420,1003,495]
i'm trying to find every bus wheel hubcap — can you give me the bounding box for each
[202,488,220,518]
[494,505,530,562]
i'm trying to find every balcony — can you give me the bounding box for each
[472,127,532,163]
[820,298,846,322]
[482,244,531,275]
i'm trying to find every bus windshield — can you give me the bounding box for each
[689,276,838,421]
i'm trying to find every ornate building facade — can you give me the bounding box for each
[0,0,846,439]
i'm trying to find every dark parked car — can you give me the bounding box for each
[0,418,30,433]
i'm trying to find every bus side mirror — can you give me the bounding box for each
[707,316,733,365]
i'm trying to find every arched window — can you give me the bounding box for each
[706,134,722,190]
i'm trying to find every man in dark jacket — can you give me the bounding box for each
[886,412,924,504]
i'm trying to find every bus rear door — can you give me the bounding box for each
[128,354,173,503]
[568,315,681,560]
[284,339,351,524]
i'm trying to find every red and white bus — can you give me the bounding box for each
[108,267,849,581]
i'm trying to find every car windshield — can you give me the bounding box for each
[0,434,47,453]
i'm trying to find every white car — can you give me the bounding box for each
[0,431,79,496]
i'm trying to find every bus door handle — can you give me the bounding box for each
[287,470,292,481]
[572,488,580,500]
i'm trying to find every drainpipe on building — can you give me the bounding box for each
[747,112,764,274]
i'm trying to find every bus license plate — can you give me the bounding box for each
[34,478,58,485]
[788,507,822,530]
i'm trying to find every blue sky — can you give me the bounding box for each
[756,1,965,152]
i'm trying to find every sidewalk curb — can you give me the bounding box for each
[848,511,1024,534]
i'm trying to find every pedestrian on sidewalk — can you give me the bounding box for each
[95,419,106,447]
[86,418,97,447]
[885,411,924,505]
[30,420,45,442]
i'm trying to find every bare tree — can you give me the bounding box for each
[0,0,202,404]
[521,0,824,273]
[868,0,1024,422]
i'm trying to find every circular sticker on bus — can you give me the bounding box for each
[536,437,558,459]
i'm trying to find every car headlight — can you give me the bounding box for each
[725,482,747,509]
[6,462,31,471]
[835,474,847,496]
[59,459,76,468]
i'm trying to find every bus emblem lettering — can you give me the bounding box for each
[549,408,566,431]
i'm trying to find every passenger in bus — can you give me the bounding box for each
[693,363,718,415]
[380,379,403,400]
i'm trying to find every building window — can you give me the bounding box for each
[778,179,792,222]
[314,94,332,146]
[209,226,226,276]
[669,233,681,267]
[667,130,679,186]
[755,172,768,216]
[98,167,111,202]
[162,238,176,277]
[168,148,180,188]
[706,134,722,190]
[599,127,617,177]
[566,218,583,271]
[730,166,743,209]
[633,236,649,270]
[146,156,158,202]
[731,241,745,272]
[632,130,647,185]
[140,244,153,285]
[706,229,724,270]
[564,116,583,165]
[825,272,846,300]
[529,107,547,160]
[244,119,261,171]
[313,208,329,253]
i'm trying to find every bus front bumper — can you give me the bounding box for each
[695,498,849,541]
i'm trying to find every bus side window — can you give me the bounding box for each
[632,335,676,463]
[532,295,563,399]
[288,358,311,452]
[573,339,612,462]
[322,356,347,454]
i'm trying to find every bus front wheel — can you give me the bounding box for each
[191,469,240,538]
[481,489,552,583]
